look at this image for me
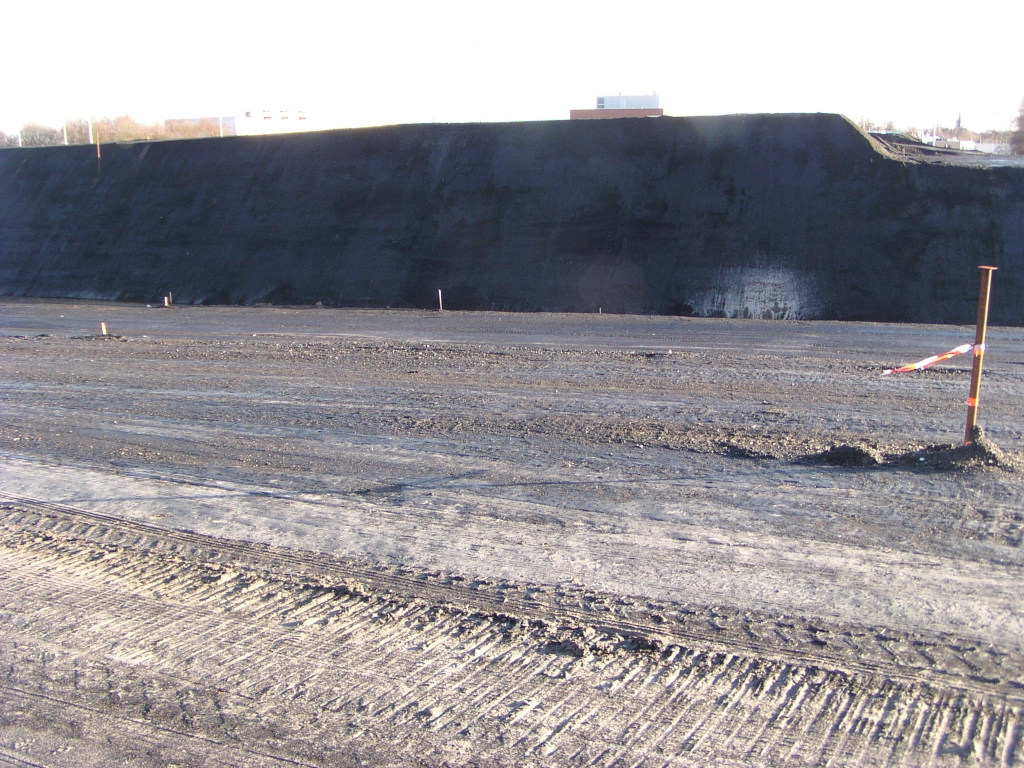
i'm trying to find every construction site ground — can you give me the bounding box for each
[2,298,1024,767]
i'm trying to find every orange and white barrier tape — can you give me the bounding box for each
[881,343,981,375]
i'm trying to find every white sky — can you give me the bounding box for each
[2,0,1022,136]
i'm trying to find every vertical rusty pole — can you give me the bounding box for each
[964,266,997,445]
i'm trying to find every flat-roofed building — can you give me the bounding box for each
[571,94,663,120]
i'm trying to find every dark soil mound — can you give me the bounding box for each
[807,444,884,466]
[894,427,1023,472]
[805,428,1021,472]
[2,114,1023,323]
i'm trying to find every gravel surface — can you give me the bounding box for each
[2,298,1024,766]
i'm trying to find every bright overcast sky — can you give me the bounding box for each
[2,0,1022,136]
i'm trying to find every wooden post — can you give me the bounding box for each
[964,266,997,445]
[100,322,107,336]
[438,289,443,311]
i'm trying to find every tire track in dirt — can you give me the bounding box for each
[4,493,1023,697]
[2,499,1023,766]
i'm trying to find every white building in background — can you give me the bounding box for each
[570,93,663,120]
[595,94,660,110]
[917,130,1011,155]
[975,143,1011,154]
[235,109,314,136]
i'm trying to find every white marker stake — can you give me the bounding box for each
[438,289,443,311]
[100,322,107,336]
[164,296,170,308]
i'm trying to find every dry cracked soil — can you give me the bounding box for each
[2,297,1024,767]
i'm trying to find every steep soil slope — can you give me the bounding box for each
[1,114,1022,323]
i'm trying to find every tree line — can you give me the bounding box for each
[0,115,227,148]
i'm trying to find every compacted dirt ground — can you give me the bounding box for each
[2,298,1024,767]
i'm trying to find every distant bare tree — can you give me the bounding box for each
[163,117,223,139]
[90,115,163,142]
[19,123,62,147]
[978,129,1012,144]
[7,112,230,148]
[65,119,91,144]
[72,115,215,143]
[1012,97,1024,155]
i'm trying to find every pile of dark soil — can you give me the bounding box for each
[806,428,1022,472]
[894,427,1023,472]
[806,444,885,466]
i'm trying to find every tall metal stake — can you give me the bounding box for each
[964,266,997,445]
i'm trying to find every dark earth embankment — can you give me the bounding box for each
[1,113,1022,324]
